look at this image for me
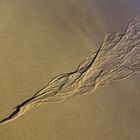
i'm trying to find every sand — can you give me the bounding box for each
[0,0,140,139]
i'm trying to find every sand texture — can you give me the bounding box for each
[0,1,140,139]
[0,16,139,125]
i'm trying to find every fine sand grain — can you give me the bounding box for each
[0,1,140,140]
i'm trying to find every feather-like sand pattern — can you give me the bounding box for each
[0,16,140,125]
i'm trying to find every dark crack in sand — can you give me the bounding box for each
[0,16,140,125]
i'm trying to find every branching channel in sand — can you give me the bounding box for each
[0,16,140,125]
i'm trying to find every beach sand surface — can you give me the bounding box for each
[0,0,140,139]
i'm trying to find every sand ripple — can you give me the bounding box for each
[0,16,140,125]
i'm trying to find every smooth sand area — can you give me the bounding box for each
[0,0,140,139]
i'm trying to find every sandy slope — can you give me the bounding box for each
[0,0,140,139]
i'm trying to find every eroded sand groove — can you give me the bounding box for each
[0,16,140,125]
